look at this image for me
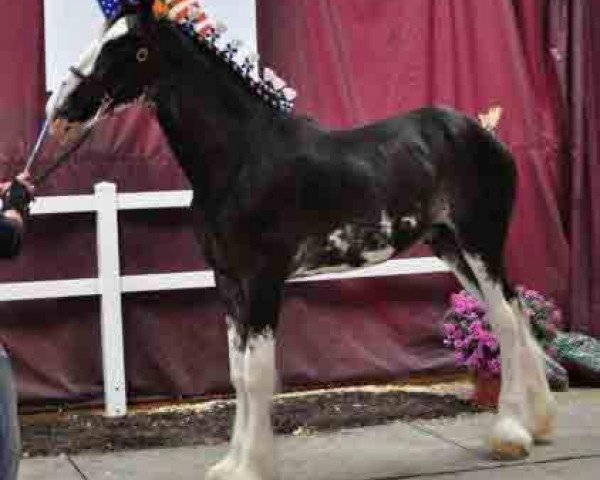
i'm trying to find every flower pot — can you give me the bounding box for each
[471,374,500,408]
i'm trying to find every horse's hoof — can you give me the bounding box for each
[531,393,557,443]
[532,415,555,444]
[488,417,532,460]
[206,456,238,480]
[489,439,530,460]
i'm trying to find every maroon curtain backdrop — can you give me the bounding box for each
[564,1,600,339]
[0,1,573,404]
[0,1,45,176]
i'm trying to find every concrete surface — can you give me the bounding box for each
[18,389,600,479]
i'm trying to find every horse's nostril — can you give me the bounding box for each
[50,118,67,137]
[51,118,83,144]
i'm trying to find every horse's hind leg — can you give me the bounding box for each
[508,297,557,443]
[461,253,535,459]
[430,223,554,459]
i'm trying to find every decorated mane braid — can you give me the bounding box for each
[183,21,296,113]
[98,0,297,113]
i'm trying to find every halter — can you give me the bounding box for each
[26,93,114,187]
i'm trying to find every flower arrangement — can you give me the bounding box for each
[442,287,563,378]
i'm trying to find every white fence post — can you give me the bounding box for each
[95,182,127,417]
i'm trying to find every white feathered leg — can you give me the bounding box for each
[510,299,557,442]
[230,330,277,480]
[465,255,533,459]
[207,318,248,480]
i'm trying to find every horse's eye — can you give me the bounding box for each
[136,47,149,63]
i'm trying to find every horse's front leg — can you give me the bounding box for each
[207,270,249,480]
[208,266,286,480]
[232,268,286,480]
[206,315,248,480]
[235,326,278,480]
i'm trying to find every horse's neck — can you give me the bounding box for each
[153,31,277,205]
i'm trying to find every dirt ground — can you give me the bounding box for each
[20,383,482,458]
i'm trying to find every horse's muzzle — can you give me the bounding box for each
[51,118,85,145]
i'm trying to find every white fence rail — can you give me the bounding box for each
[0,182,449,417]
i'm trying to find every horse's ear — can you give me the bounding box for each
[138,0,162,25]
[137,0,155,12]
[116,0,155,19]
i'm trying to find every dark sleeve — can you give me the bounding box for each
[0,216,23,258]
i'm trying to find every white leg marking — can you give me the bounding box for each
[207,318,247,480]
[232,330,277,480]
[463,255,533,458]
[510,299,557,442]
[441,255,481,302]
[47,18,131,119]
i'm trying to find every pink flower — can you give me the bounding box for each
[469,320,484,335]
[551,310,563,328]
[488,358,502,375]
[452,329,464,340]
[483,334,499,351]
[454,351,466,364]
[467,352,482,369]
[524,289,543,301]
[443,323,456,336]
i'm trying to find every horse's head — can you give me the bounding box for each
[48,0,161,142]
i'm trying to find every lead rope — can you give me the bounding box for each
[32,127,94,186]
[25,117,51,172]
[21,119,93,188]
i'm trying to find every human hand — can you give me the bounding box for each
[15,170,35,197]
[2,171,34,217]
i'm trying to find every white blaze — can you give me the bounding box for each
[46,17,131,120]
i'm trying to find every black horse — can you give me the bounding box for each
[47,1,556,478]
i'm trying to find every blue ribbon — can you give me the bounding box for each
[96,0,140,21]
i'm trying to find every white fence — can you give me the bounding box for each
[0,182,449,417]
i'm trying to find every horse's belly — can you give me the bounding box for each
[291,213,396,278]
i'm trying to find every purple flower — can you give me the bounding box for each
[452,328,464,340]
[488,358,501,375]
[454,351,466,365]
[467,352,482,370]
[524,289,543,301]
[445,288,551,375]
[482,332,499,351]
[468,320,484,335]
[443,323,456,337]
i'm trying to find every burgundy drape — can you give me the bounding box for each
[564,1,600,339]
[0,1,45,176]
[0,1,577,404]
